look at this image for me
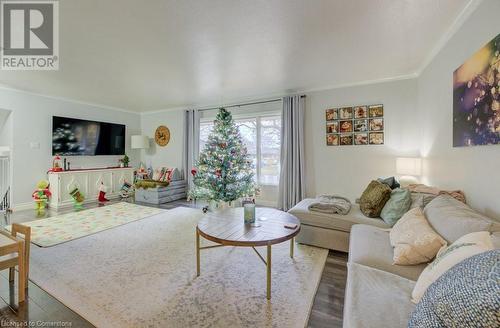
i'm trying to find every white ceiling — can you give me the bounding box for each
[0,0,472,112]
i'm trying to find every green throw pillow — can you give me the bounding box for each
[359,180,392,218]
[380,188,411,226]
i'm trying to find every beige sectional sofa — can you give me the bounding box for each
[291,195,500,327]
[288,198,390,252]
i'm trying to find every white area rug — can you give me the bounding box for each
[29,207,328,328]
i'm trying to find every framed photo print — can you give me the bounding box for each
[326,134,339,146]
[339,120,353,133]
[354,133,368,145]
[369,132,384,145]
[369,118,384,131]
[339,107,353,119]
[369,105,383,117]
[354,119,368,132]
[326,108,338,121]
[326,121,339,133]
[326,103,384,146]
[340,134,353,145]
[354,106,368,119]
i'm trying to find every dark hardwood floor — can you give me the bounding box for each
[0,200,347,327]
[308,251,348,328]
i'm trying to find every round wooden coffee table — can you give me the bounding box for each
[196,207,300,300]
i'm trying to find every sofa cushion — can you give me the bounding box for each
[380,188,412,226]
[349,224,426,281]
[288,199,389,232]
[409,250,500,328]
[389,207,447,265]
[343,263,416,328]
[359,180,392,217]
[424,195,500,243]
[411,231,494,303]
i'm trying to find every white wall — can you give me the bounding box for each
[0,109,12,148]
[140,109,185,170]
[418,0,500,219]
[0,88,142,207]
[305,78,420,201]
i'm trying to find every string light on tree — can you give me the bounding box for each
[188,108,256,203]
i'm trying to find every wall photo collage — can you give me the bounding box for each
[326,105,384,146]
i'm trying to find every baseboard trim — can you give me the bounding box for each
[11,202,35,212]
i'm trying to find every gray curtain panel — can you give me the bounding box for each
[278,95,305,211]
[182,109,200,189]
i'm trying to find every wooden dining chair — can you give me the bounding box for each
[0,224,28,304]
[8,223,31,289]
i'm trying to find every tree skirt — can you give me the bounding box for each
[6,202,165,247]
[29,207,328,327]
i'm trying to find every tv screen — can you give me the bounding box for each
[52,116,126,156]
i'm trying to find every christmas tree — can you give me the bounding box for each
[189,108,255,203]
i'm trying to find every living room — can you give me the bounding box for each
[0,0,499,327]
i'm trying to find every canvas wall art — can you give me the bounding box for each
[325,104,384,146]
[453,33,500,147]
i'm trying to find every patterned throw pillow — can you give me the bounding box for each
[359,180,392,218]
[390,207,447,265]
[408,249,500,328]
[411,231,494,303]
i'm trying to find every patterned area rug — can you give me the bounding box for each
[7,202,165,247]
[29,207,328,328]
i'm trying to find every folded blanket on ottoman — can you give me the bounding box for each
[308,195,352,215]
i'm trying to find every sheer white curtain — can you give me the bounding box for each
[278,95,305,211]
[183,109,200,189]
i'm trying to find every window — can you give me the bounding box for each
[199,114,281,185]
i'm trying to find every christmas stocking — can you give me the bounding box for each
[98,182,109,202]
[69,187,85,210]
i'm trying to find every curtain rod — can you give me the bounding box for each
[196,95,306,112]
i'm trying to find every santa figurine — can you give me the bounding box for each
[98,182,109,202]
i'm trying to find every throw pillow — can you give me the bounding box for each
[359,180,392,218]
[380,188,411,226]
[390,207,446,265]
[424,195,500,244]
[408,249,500,328]
[411,231,494,303]
[377,176,401,189]
[408,192,437,209]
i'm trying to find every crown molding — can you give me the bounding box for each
[298,73,418,95]
[415,0,483,75]
[0,85,138,115]
[140,73,418,115]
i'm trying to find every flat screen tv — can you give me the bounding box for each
[52,116,126,156]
